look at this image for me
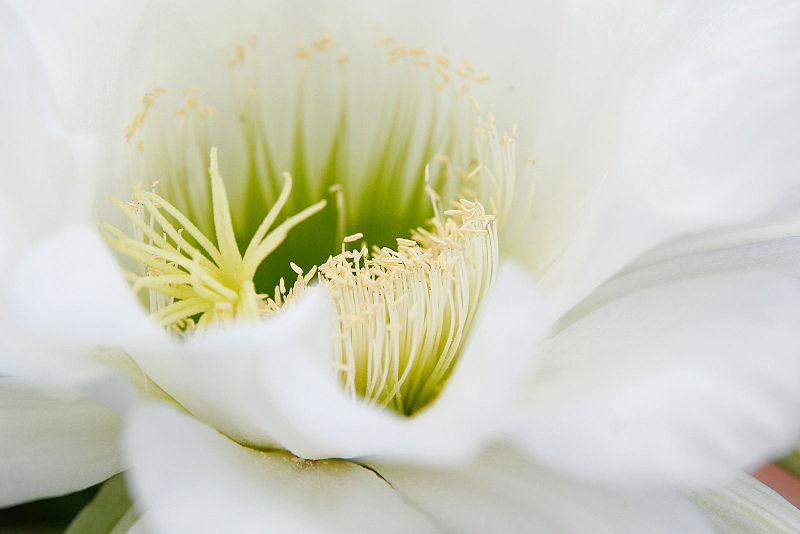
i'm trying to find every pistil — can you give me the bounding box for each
[102,148,325,333]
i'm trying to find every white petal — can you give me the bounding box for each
[373,445,714,534]
[521,2,800,314]
[628,210,800,275]
[7,0,149,131]
[122,285,339,451]
[123,403,438,534]
[2,225,167,380]
[0,4,85,239]
[688,474,800,534]
[564,235,800,328]
[0,378,122,507]
[5,225,163,348]
[1,224,170,418]
[512,271,800,486]
[0,193,28,280]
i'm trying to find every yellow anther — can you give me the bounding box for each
[344,233,364,243]
[470,95,481,113]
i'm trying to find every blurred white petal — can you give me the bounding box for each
[374,445,714,534]
[628,209,800,274]
[523,1,800,312]
[1,226,167,414]
[0,4,85,238]
[564,235,800,327]
[0,378,121,507]
[7,0,149,131]
[130,286,338,453]
[513,271,800,485]
[3,226,165,377]
[0,193,28,277]
[124,403,438,534]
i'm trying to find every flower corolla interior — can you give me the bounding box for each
[101,32,527,417]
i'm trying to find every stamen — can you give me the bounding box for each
[319,199,498,415]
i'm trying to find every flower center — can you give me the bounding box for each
[105,31,525,415]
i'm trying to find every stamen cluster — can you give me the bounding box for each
[319,200,497,415]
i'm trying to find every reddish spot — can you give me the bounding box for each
[754,464,800,508]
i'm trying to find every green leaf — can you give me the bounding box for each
[777,449,800,480]
[65,473,137,534]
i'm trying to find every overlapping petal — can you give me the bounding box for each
[0,3,83,239]
[562,234,800,328]
[0,378,122,507]
[513,271,800,486]
[1,227,165,386]
[236,261,548,464]
[374,445,715,534]
[124,403,439,533]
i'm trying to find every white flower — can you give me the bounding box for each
[2,0,800,532]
